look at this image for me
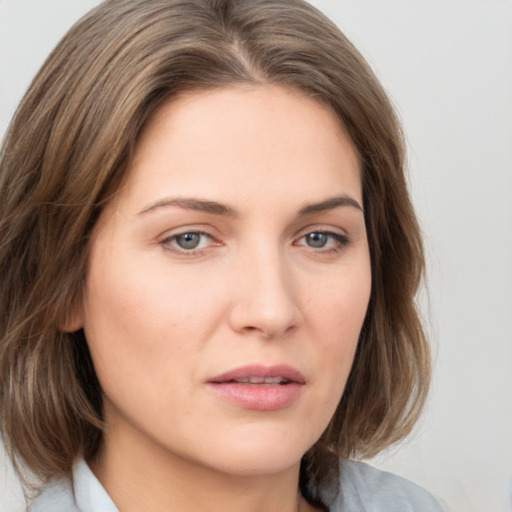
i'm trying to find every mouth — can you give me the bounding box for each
[207,364,306,410]
[208,364,306,385]
[224,376,291,385]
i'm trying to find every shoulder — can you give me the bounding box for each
[28,476,79,512]
[328,459,445,512]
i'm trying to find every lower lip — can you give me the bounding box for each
[206,382,304,410]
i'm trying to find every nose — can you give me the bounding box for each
[228,246,301,339]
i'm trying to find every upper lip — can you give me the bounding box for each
[208,364,306,384]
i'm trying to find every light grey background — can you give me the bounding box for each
[1,1,511,511]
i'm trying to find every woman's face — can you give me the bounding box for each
[74,85,371,477]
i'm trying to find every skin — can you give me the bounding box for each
[68,85,371,512]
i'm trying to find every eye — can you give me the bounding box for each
[295,230,349,251]
[304,232,329,248]
[161,231,215,253]
[175,232,203,250]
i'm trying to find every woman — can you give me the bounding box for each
[0,0,443,510]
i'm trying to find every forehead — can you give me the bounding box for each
[114,84,361,213]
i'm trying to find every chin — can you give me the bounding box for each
[205,449,304,477]
[188,426,316,477]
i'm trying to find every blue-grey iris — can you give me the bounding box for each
[306,232,328,248]
[176,233,201,249]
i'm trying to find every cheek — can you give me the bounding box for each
[81,248,226,389]
[304,264,371,389]
[306,261,371,338]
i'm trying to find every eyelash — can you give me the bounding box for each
[294,231,350,253]
[161,231,216,255]
[160,229,350,256]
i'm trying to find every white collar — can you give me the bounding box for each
[72,459,118,512]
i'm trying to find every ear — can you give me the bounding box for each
[58,302,84,333]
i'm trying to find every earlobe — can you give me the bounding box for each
[58,306,84,333]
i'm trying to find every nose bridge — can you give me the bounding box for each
[229,237,299,337]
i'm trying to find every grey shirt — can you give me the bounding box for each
[29,458,444,512]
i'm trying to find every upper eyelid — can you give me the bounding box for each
[157,223,350,243]
[159,231,218,255]
[159,224,221,240]
[294,231,349,244]
[297,230,347,239]
[162,229,211,239]
[161,230,215,245]
[293,223,349,239]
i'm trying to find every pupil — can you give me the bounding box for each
[177,233,200,249]
[307,232,327,248]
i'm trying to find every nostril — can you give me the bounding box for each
[240,323,297,339]
[242,325,272,338]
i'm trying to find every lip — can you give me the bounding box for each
[206,364,306,411]
[209,364,306,384]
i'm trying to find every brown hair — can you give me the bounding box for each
[0,0,430,504]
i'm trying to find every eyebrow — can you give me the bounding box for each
[298,195,363,216]
[138,194,363,217]
[138,197,238,217]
